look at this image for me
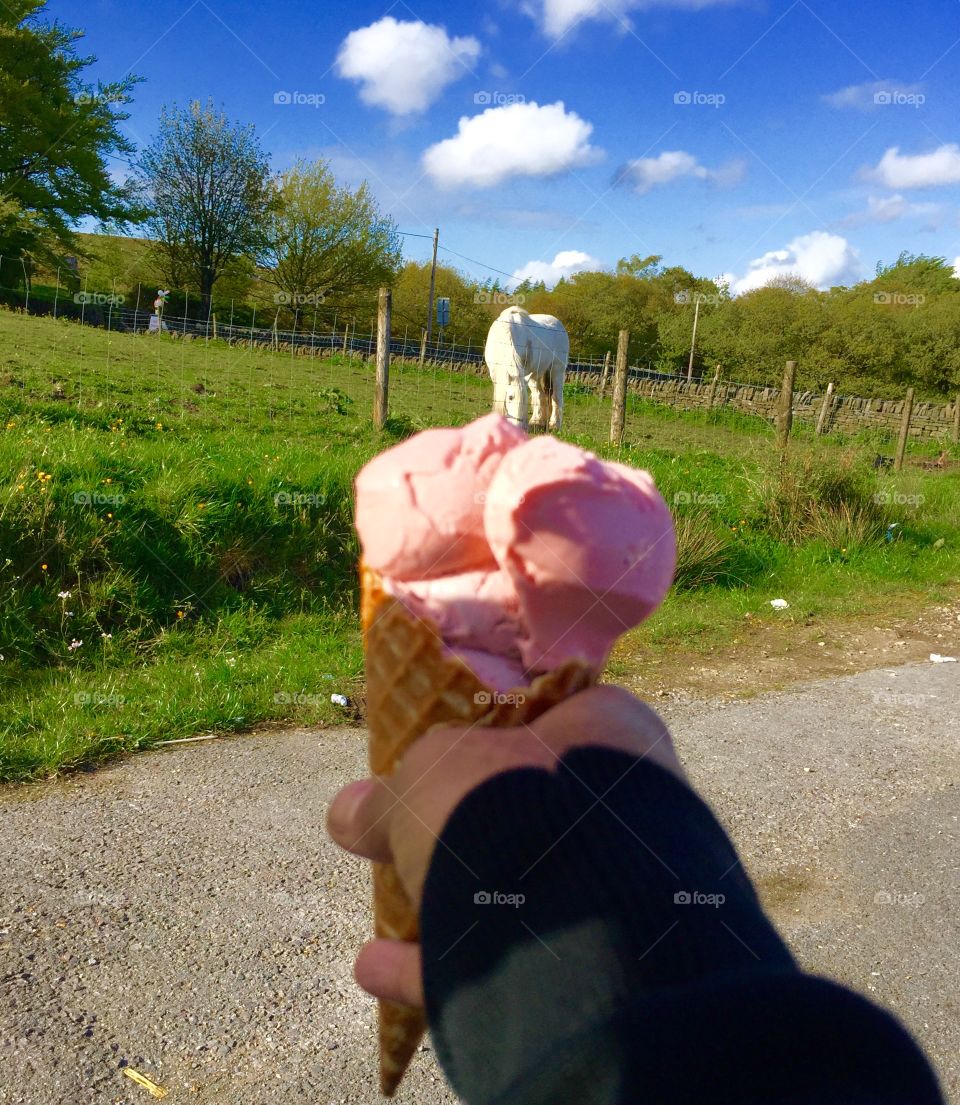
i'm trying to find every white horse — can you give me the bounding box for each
[484,306,569,431]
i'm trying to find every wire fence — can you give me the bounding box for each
[2,279,956,448]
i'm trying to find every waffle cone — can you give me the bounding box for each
[361,564,596,1095]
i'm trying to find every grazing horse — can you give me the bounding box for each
[484,306,569,431]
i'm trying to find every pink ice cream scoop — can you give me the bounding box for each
[354,413,526,580]
[354,414,675,690]
[483,437,676,673]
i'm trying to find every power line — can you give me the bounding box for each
[399,231,518,284]
[438,245,517,284]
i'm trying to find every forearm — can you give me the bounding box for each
[420,749,942,1105]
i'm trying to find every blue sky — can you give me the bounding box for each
[50,0,960,292]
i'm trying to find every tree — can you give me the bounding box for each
[136,101,273,310]
[0,0,141,271]
[391,260,492,346]
[263,160,401,319]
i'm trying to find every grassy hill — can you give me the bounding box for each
[2,306,959,780]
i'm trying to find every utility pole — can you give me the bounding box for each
[686,294,701,383]
[425,227,439,341]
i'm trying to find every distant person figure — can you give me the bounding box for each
[151,288,170,334]
[328,687,944,1105]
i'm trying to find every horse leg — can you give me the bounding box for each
[549,364,564,430]
[528,373,544,430]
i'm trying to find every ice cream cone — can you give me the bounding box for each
[361,563,596,1095]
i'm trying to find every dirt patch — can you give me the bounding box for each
[617,590,960,703]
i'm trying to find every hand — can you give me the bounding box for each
[326,685,682,1009]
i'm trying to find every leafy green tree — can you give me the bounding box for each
[873,252,959,297]
[0,0,141,272]
[263,160,401,321]
[390,260,492,347]
[136,101,273,311]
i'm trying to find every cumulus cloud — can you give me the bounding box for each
[510,250,604,288]
[728,231,862,295]
[864,144,960,189]
[336,17,480,115]
[616,150,745,193]
[423,101,601,188]
[532,0,739,39]
[953,257,960,279]
[822,79,925,111]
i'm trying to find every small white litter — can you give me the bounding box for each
[769,598,790,610]
[331,693,349,706]
[930,654,957,664]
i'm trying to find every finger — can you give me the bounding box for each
[534,686,684,778]
[326,778,393,862]
[355,939,424,1008]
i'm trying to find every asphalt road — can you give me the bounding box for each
[1,661,957,1104]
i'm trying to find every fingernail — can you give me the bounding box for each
[327,778,375,839]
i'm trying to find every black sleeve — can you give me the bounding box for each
[419,747,943,1105]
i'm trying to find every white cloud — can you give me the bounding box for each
[729,231,862,295]
[423,101,601,188]
[617,150,745,193]
[840,193,941,227]
[532,0,739,39]
[336,17,480,115]
[510,250,604,287]
[865,144,960,189]
[822,79,925,111]
[953,257,960,279]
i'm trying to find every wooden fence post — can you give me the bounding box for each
[894,387,914,471]
[419,329,427,368]
[706,364,721,410]
[374,288,391,429]
[342,327,349,354]
[776,360,797,452]
[610,330,629,445]
[953,392,960,445]
[599,350,612,398]
[815,381,835,436]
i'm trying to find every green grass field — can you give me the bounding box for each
[3,307,959,781]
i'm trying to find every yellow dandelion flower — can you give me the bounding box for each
[176,610,184,619]
[41,564,48,571]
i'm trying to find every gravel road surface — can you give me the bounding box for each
[1,661,957,1104]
